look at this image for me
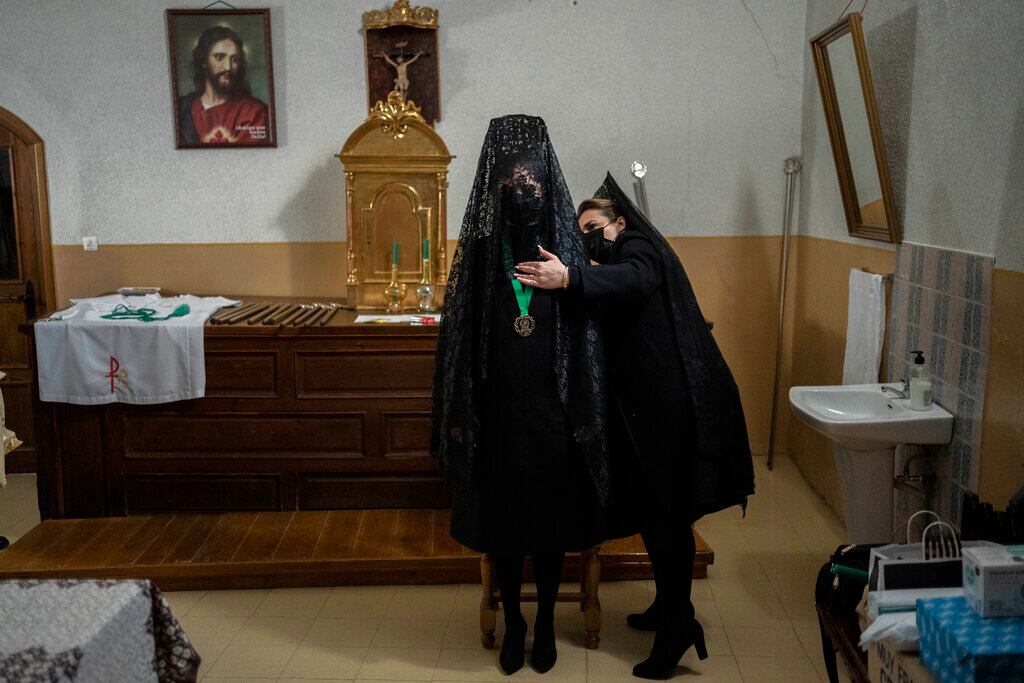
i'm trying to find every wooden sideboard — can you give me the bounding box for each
[28,304,447,519]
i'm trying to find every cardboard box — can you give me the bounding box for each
[917,596,1024,682]
[962,544,1024,618]
[868,638,935,683]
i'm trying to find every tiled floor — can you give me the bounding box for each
[0,456,854,681]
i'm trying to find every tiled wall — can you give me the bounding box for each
[888,243,993,528]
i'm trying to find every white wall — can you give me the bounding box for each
[798,0,1024,273]
[0,0,806,246]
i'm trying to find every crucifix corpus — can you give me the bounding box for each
[375,44,427,100]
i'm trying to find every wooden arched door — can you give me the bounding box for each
[0,107,55,472]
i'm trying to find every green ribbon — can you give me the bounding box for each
[510,277,533,317]
[830,563,869,582]
[100,303,191,322]
[500,235,548,278]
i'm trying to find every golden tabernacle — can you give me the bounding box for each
[338,92,454,310]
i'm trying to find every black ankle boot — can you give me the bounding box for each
[626,601,658,631]
[499,614,527,675]
[530,618,557,673]
[632,619,706,680]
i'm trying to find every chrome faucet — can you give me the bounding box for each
[881,380,908,399]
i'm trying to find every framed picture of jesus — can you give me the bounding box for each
[167,8,278,148]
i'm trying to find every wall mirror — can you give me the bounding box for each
[811,11,901,243]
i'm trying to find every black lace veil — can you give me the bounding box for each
[431,116,610,506]
[596,173,755,517]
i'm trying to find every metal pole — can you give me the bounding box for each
[767,156,802,470]
[633,179,651,218]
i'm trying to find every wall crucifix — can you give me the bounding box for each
[364,0,440,125]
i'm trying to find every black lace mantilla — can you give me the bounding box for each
[430,115,610,506]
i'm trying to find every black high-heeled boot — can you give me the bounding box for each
[626,600,659,631]
[499,614,528,675]
[632,619,707,680]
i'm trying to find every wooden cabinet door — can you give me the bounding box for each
[0,109,55,472]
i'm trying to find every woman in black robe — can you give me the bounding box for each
[430,116,612,675]
[516,173,755,679]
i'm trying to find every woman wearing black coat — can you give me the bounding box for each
[515,173,755,680]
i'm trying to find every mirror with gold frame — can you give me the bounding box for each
[811,11,901,243]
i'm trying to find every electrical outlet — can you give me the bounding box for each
[82,236,98,251]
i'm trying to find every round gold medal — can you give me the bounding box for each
[514,314,535,337]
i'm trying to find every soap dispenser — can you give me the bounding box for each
[909,350,933,411]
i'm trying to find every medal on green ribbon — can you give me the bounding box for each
[502,236,538,337]
[511,278,535,337]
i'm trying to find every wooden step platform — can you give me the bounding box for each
[0,510,714,591]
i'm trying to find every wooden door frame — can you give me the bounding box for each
[0,106,56,313]
[1,107,55,473]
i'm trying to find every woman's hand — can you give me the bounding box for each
[515,247,567,290]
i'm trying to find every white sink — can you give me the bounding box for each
[789,383,953,451]
[788,383,954,544]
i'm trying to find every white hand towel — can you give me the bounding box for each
[842,269,886,385]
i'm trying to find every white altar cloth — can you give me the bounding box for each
[35,294,236,405]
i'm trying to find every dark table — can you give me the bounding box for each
[27,299,446,519]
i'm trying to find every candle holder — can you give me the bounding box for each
[415,258,436,312]
[383,263,407,313]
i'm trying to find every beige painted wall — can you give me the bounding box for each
[51,233,1022,516]
[978,268,1024,506]
[53,235,785,455]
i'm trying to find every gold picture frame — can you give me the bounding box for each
[811,11,901,243]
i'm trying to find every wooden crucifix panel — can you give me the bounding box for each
[366,26,440,125]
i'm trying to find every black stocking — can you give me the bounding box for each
[495,554,525,626]
[530,551,564,672]
[494,554,527,674]
[531,551,565,625]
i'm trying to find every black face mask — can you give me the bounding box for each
[583,229,615,263]
[503,190,545,227]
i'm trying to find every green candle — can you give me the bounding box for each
[422,239,429,260]
[392,241,399,266]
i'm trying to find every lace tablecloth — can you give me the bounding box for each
[0,579,199,682]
